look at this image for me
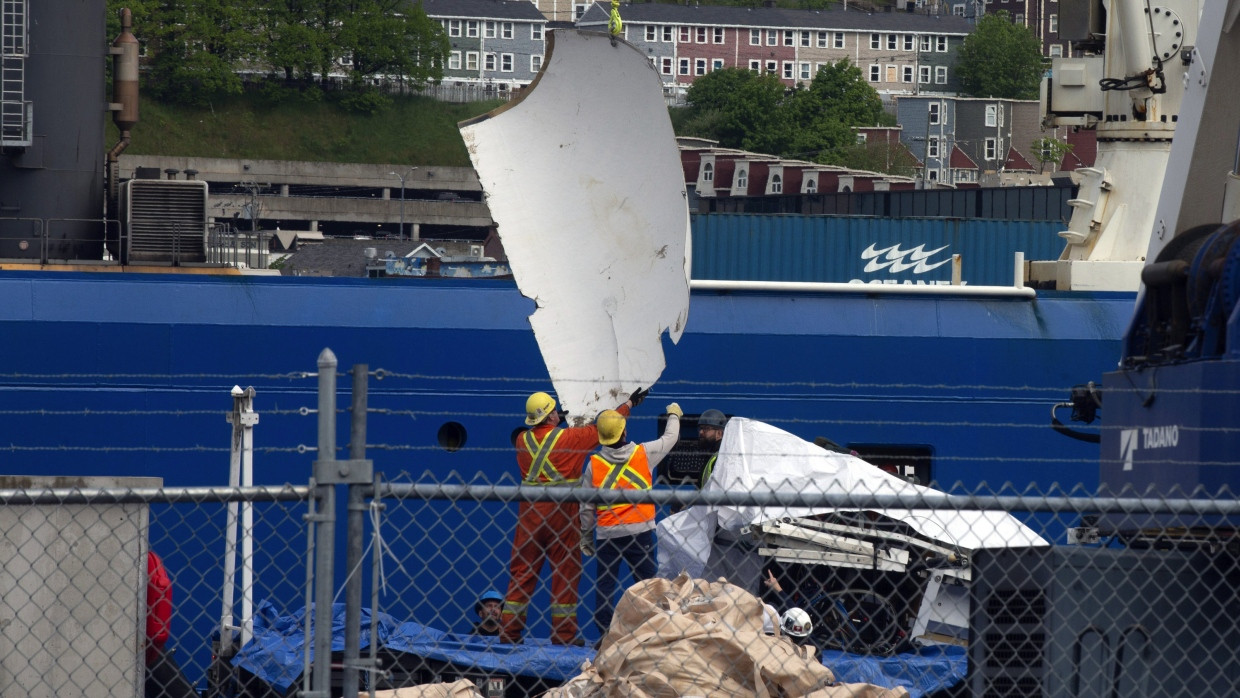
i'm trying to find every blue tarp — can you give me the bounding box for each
[823,645,967,698]
[233,603,592,693]
[234,603,964,697]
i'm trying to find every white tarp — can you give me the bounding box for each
[658,418,1048,581]
[460,30,691,421]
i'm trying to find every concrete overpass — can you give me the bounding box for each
[119,156,494,237]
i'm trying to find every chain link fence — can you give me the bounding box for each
[1,356,1238,698]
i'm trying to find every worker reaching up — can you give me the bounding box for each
[500,386,648,645]
[580,403,681,638]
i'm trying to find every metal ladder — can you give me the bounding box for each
[1,0,30,147]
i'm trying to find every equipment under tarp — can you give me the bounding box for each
[657,418,1048,586]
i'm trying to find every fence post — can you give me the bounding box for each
[311,349,338,698]
[342,364,369,696]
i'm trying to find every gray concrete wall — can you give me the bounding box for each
[0,476,159,697]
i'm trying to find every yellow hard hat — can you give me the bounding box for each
[596,409,626,445]
[525,392,557,426]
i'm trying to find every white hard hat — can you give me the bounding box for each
[781,607,812,639]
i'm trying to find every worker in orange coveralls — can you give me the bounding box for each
[499,386,649,645]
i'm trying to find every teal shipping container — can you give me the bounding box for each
[690,214,1066,287]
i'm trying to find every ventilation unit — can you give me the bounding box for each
[118,179,208,263]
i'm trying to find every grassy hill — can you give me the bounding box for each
[109,92,506,167]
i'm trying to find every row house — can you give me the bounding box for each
[895,95,1046,186]
[423,0,548,89]
[577,2,973,100]
[680,140,916,211]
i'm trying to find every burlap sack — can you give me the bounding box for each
[544,573,908,698]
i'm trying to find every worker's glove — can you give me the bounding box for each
[579,534,596,557]
[628,386,649,407]
[665,403,683,418]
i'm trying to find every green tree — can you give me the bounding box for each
[137,0,260,105]
[954,12,1046,99]
[783,59,886,161]
[680,68,790,151]
[1030,136,1073,172]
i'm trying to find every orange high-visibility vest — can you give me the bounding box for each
[590,446,655,526]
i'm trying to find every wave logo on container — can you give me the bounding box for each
[861,243,952,274]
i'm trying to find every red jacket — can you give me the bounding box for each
[146,551,172,661]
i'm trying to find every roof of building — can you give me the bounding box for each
[579,2,973,34]
[281,239,426,278]
[949,145,978,169]
[1003,146,1035,172]
[422,0,546,22]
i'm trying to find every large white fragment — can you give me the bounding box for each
[460,30,691,421]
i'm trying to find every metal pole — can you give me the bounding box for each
[312,349,337,698]
[399,180,406,242]
[341,365,368,698]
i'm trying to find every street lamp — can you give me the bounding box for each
[388,166,417,240]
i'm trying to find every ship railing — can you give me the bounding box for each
[207,222,270,269]
[0,215,123,264]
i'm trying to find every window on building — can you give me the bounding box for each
[886,64,898,82]
[920,35,931,51]
[502,22,514,39]
[484,21,496,39]
[871,33,881,49]
[903,65,914,83]
[783,30,794,46]
[857,132,868,144]
[805,177,817,193]
[531,55,542,72]
[953,4,965,15]
[646,25,657,41]
[662,57,673,74]
[696,27,707,43]
[574,3,588,20]
[749,59,761,72]
[800,62,811,80]
[531,24,543,41]
[766,60,777,73]
[449,51,461,70]
[767,29,777,45]
[680,26,690,42]
[712,58,724,71]
[935,65,947,83]
[801,31,811,47]
[771,174,783,193]
[834,32,845,48]
[869,64,880,81]
[663,26,674,42]
[1015,13,1025,23]
[1049,44,1063,57]
[501,53,513,72]
[448,20,461,37]
[887,34,898,50]
[985,138,997,160]
[736,169,748,189]
[750,28,761,45]
[466,51,479,71]
[936,36,947,52]
[703,162,714,182]
[484,53,496,71]
[695,58,707,75]
[904,34,915,51]
[985,104,997,126]
[467,20,479,38]
[714,27,724,43]
[927,137,939,158]
[919,65,931,83]
[783,61,794,79]
[679,58,690,75]
[928,101,940,124]
[1049,14,1058,32]
[817,31,828,48]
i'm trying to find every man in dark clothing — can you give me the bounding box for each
[146,551,199,698]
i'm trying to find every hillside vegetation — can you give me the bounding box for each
[109,92,505,166]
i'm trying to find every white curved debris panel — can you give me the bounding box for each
[460,30,691,421]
